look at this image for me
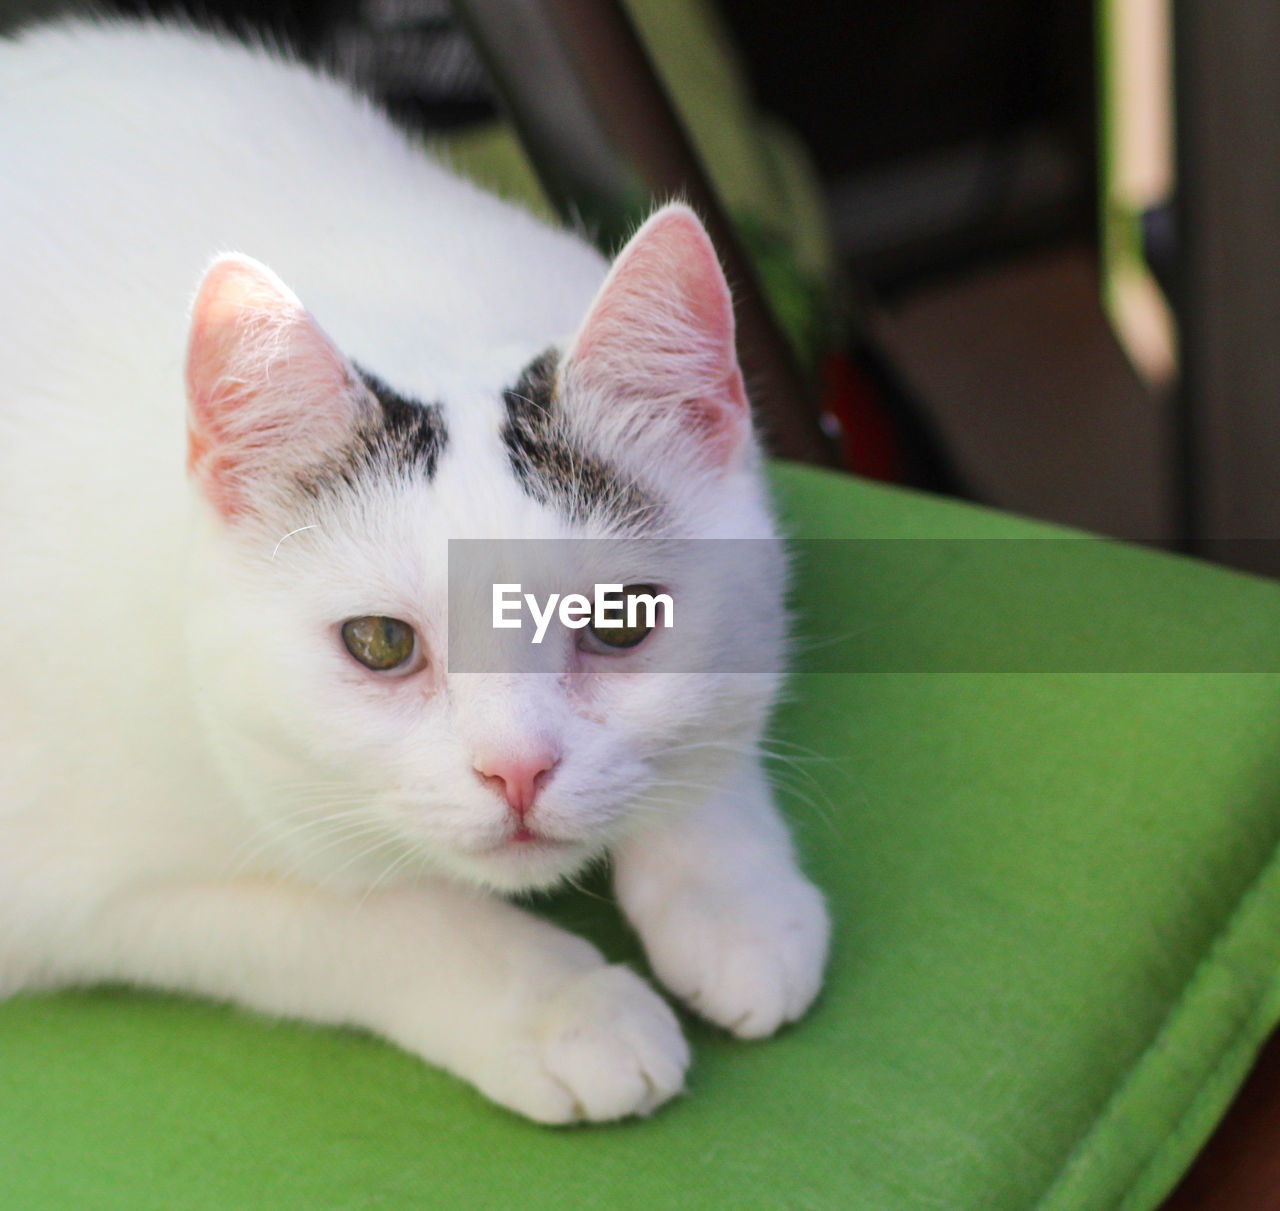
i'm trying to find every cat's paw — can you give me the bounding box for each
[624,867,829,1040]
[478,965,689,1124]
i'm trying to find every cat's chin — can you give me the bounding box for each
[449,838,599,895]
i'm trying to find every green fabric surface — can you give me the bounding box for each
[6,464,1280,1209]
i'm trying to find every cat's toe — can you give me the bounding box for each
[539,966,689,1120]
[482,965,689,1124]
[641,873,829,1039]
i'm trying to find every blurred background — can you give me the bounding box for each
[3,0,1276,575]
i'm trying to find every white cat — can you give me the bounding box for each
[0,20,828,1123]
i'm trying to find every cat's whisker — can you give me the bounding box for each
[260,791,379,817]
[554,867,613,906]
[358,846,423,907]
[307,834,410,898]
[642,766,848,839]
[226,805,381,859]
[626,797,698,821]
[227,809,399,879]
[287,821,404,869]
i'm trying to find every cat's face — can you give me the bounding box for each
[183,205,786,892]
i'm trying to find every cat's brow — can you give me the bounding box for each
[353,366,449,480]
[294,365,449,500]
[500,348,663,532]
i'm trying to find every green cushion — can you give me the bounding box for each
[7,464,1280,1210]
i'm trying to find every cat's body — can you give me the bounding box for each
[0,20,828,1121]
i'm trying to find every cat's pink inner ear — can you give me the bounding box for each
[185,255,355,518]
[567,205,749,467]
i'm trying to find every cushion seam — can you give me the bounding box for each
[1117,979,1280,1211]
[1032,827,1280,1211]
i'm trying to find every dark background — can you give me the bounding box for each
[0,0,1194,545]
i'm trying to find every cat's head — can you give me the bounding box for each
[182,203,787,893]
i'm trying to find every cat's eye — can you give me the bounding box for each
[581,584,664,653]
[341,616,418,671]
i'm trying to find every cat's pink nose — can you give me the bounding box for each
[473,747,560,820]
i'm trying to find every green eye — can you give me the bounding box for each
[341,616,417,671]
[585,584,663,651]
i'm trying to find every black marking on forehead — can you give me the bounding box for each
[354,366,448,478]
[297,364,448,499]
[501,349,662,531]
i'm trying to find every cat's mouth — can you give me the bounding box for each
[510,824,553,844]
[458,828,598,893]
[486,827,577,853]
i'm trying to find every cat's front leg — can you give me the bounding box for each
[612,756,829,1038]
[50,878,687,1123]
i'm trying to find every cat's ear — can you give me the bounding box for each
[185,255,365,519]
[564,203,750,468]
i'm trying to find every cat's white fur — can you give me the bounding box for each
[0,20,828,1122]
